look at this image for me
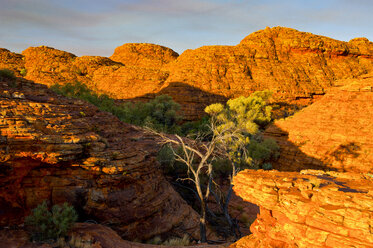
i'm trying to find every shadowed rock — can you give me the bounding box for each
[0,78,204,240]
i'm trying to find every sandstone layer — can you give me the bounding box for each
[264,74,373,173]
[0,78,203,240]
[164,26,373,99]
[231,169,373,248]
[1,27,373,120]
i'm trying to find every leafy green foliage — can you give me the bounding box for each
[0,69,16,80]
[162,235,191,246]
[51,81,182,133]
[121,94,182,133]
[25,201,78,242]
[262,163,273,170]
[157,144,189,176]
[205,90,279,169]
[178,116,212,139]
[212,158,233,177]
[20,68,27,76]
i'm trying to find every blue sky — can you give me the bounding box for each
[1,0,372,56]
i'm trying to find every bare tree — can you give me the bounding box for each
[148,118,247,242]
[149,91,276,242]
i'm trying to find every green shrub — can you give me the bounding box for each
[121,94,182,133]
[179,115,212,139]
[212,158,233,177]
[146,236,162,245]
[247,136,279,168]
[261,162,273,170]
[157,144,189,176]
[25,201,78,242]
[162,234,191,246]
[20,68,27,76]
[205,91,279,169]
[0,69,16,80]
[51,81,182,133]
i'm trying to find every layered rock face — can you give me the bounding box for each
[0,48,24,75]
[109,43,179,68]
[264,74,373,173]
[230,75,373,247]
[165,27,373,100]
[231,169,373,248]
[0,78,202,240]
[1,27,373,120]
[22,46,78,86]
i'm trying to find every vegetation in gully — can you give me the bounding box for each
[48,80,279,244]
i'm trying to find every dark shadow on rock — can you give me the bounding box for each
[327,142,361,162]
[264,124,337,172]
[120,82,228,121]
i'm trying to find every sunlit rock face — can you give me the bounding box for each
[0,48,24,75]
[229,74,373,248]
[1,27,373,121]
[0,78,202,240]
[264,74,373,173]
[230,169,373,248]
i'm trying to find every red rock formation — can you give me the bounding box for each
[0,78,203,240]
[1,27,373,120]
[110,43,179,68]
[264,74,373,173]
[230,169,373,248]
[165,27,373,101]
[0,48,24,75]
[22,46,78,86]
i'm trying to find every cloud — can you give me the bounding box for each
[0,0,372,56]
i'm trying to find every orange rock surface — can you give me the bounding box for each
[0,48,24,75]
[1,27,373,120]
[0,78,203,240]
[265,74,373,173]
[230,169,373,248]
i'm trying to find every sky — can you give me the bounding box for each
[1,0,373,57]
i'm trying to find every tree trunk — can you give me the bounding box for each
[223,184,233,227]
[200,204,207,243]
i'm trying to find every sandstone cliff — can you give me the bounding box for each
[0,48,24,76]
[0,78,203,240]
[1,27,373,120]
[264,74,373,173]
[230,169,373,248]
[164,26,373,99]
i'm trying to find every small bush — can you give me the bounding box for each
[261,162,273,170]
[51,81,182,133]
[157,144,189,176]
[0,69,16,80]
[212,158,233,177]
[162,234,191,246]
[121,94,182,133]
[179,116,212,138]
[146,236,162,245]
[20,68,27,76]
[25,201,78,242]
